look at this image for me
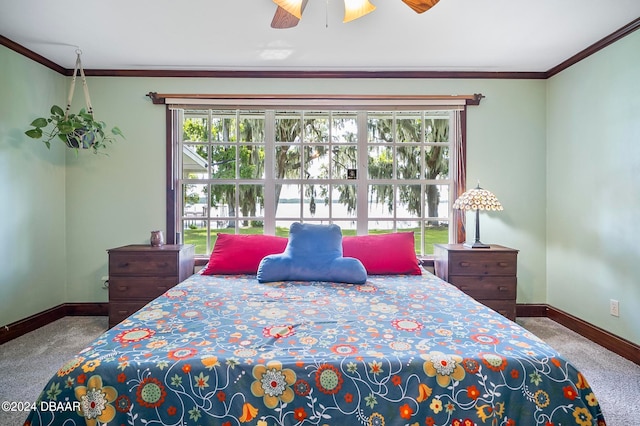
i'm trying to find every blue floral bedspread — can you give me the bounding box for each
[25,272,606,426]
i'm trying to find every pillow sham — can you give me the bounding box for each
[201,233,288,275]
[257,223,367,284]
[342,232,422,275]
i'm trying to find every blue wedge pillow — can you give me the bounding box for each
[257,223,367,284]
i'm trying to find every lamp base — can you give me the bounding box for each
[464,241,491,249]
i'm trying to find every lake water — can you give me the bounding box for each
[185,198,449,231]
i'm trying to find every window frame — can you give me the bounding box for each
[161,94,475,258]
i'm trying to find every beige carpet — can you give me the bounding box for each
[516,317,640,426]
[0,316,638,425]
[0,317,108,425]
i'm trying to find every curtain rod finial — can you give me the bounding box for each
[147,92,164,104]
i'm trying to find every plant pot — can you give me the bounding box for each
[65,129,96,149]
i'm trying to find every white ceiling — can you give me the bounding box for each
[1,0,639,72]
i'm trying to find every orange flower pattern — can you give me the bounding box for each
[250,361,296,408]
[73,375,117,426]
[422,351,466,387]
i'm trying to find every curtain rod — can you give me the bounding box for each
[146,92,485,106]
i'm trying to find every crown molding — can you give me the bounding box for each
[545,16,640,78]
[0,35,66,74]
[73,69,547,79]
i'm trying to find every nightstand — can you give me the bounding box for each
[107,244,195,328]
[433,244,518,320]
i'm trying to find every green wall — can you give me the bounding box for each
[546,29,640,344]
[0,46,67,325]
[2,32,636,345]
[60,77,547,311]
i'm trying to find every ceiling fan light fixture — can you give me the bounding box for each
[272,0,305,19]
[343,0,376,23]
[401,0,440,14]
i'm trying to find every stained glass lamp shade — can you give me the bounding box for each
[452,184,503,248]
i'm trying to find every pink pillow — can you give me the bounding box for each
[201,233,288,275]
[342,232,422,275]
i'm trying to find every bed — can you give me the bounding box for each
[24,228,606,425]
[24,274,606,426]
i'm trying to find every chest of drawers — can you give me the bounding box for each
[108,244,195,328]
[433,244,518,320]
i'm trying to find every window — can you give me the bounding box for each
[165,98,469,257]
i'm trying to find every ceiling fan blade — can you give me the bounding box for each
[271,0,309,29]
[271,6,301,28]
[402,0,440,14]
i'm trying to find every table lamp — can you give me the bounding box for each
[453,183,503,248]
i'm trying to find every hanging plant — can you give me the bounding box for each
[25,105,124,153]
[24,50,124,154]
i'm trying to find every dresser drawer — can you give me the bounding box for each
[109,277,177,300]
[109,301,150,326]
[479,299,516,320]
[109,253,178,276]
[448,252,517,276]
[449,276,516,300]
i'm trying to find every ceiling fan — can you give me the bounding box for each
[271,0,440,29]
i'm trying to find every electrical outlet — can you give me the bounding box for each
[609,299,619,317]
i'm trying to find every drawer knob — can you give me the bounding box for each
[498,286,509,292]
[459,261,470,267]
[118,262,129,268]
[497,262,509,267]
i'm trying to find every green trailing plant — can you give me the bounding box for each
[25,104,124,154]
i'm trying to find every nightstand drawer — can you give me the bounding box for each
[448,252,517,276]
[434,244,518,321]
[109,253,178,276]
[480,299,516,320]
[109,277,177,300]
[107,244,195,328]
[449,276,516,300]
[109,301,150,326]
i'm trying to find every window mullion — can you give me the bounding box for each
[420,111,426,255]
[175,108,185,245]
[208,109,216,252]
[234,110,240,234]
[263,110,276,235]
[301,112,306,181]
[356,111,369,235]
